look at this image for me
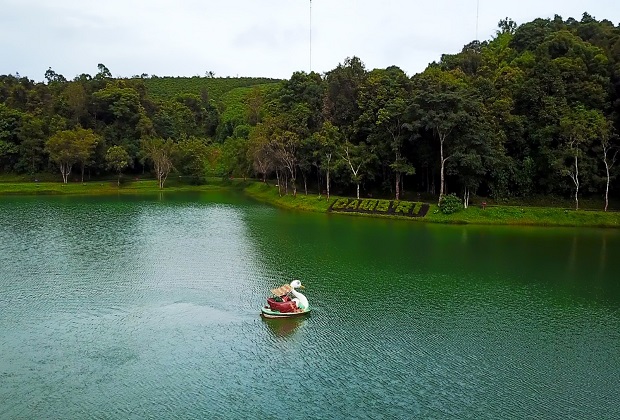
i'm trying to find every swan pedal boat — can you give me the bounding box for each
[261,280,311,319]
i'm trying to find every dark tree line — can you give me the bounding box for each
[1,13,619,207]
[250,13,620,209]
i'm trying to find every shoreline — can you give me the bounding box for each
[242,182,620,229]
[1,179,619,229]
[0,179,230,196]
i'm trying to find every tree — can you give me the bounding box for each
[45,128,99,183]
[248,121,276,182]
[449,92,499,206]
[92,82,146,148]
[74,128,100,182]
[174,137,211,183]
[16,114,46,174]
[274,71,325,195]
[221,136,251,179]
[141,137,175,189]
[497,17,518,36]
[245,86,265,126]
[556,105,604,210]
[313,121,340,200]
[0,103,22,171]
[44,67,67,84]
[338,141,374,199]
[358,67,414,199]
[62,82,88,125]
[323,56,367,137]
[411,68,469,203]
[600,127,617,211]
[96,63,112,79]
[278,71,325,131]
[153,100,196,138]
[272,130,300,196]
[105,145,130,186]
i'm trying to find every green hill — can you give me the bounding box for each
[139,76,282,102]
[210,82,282,140]
[219,83,281,123]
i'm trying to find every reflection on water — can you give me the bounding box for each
[261,317,306,338]
[0,193,619,418]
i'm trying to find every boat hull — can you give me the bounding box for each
[260,306,311,319]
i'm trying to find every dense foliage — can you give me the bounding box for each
[142,76,281,101]
[1,13,619,207]
[439,193,464,214]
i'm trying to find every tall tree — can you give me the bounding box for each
[174,137,211,183]
[411,68,469,203]
[105,145,130,186]
[245,86,265,126]
[358,67,414,200]
[313,121,340,200]
[248,124,274,183]
[556,105,605,210]
[600,126,617,211]
[141,137,175,189]
[222,136,251,179]
[16,114,46,174]
[62,82,88,125]
[74,127,100,182]
[0,103,22,171]
[323,56,367,140]
[338,140,374,199]
[45,128,99,183]
[272,129,300,196]
[92,82,146,148]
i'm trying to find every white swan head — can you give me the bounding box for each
[290,279,304,289]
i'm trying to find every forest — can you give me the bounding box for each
[1,13,619,210]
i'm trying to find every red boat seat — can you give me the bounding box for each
[267,297,298,313]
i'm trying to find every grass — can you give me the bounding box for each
[244,182,335,213]
[424,204,620,228]
[2,178,619,228]
[0,177,236,196]
[244,182,620,228]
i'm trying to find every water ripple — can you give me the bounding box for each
[1,194,619,419]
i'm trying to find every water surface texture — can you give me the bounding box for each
[1,193,619,418]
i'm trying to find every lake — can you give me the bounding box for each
[1,192,619,418]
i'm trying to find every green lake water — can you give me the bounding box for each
[1,192,619,419]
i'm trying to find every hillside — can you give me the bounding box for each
[218,83,281,125]
[139,76,282,102]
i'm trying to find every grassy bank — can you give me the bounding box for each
[425,203,620,228]
[244,182,620,228]
[2,179,619,228]
[243,182,335,213]
[0,178,243,196]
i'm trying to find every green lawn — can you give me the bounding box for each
[0,178,231,196]
[2,178,619,228]
[244,182,620,228]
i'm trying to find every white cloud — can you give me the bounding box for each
[1,0,618,81]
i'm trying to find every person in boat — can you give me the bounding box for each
[272,291,292,302]
[267,287,298,313]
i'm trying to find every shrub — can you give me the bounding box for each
[376,200,391,212]
[332,198,349,209]
[439,193,463,214]
[394,201,413,214]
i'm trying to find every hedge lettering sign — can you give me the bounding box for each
[329,198,430,218]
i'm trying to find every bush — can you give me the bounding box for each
[439,193,463,214]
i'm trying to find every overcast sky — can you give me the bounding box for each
[1,0,619,81]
